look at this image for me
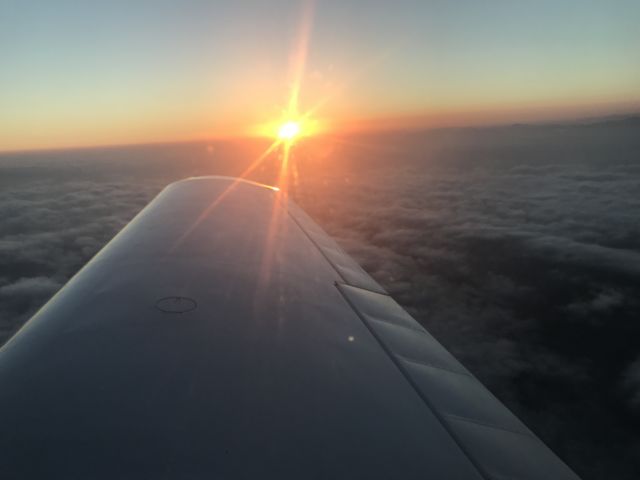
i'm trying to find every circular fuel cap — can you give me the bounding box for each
[155,296,197,313]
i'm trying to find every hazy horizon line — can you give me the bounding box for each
[2,109,639,156]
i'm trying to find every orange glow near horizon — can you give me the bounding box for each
[253,114,325,141]
[2,1,640,153]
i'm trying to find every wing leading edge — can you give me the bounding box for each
[0,176,579,479]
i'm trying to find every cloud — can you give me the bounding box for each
[566,289,625,318]
[0,174,163,342]
[0,276,61,298]
[0,276,62,340]
[0,125,639,478]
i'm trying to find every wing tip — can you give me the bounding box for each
[168,176,280,192]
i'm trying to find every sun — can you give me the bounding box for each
[251,116,323,140]
[277,121,301,141]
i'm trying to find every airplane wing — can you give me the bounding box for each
[0,176,579,479]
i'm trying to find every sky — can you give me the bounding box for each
[1,0,639,151]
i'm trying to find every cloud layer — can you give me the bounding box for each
[1,122,639,479]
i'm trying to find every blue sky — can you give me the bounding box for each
[1,0,639,150]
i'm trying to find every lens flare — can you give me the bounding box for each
[278,121,301,141]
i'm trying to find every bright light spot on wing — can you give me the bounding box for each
[278,121,301,141]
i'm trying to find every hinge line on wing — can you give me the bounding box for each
[287,206,349,283]
[335,282,491,480]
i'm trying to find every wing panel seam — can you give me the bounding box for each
[335,282,491,480]
[287,206,349,283]
[396,353,473,377]
[444,414,533,438]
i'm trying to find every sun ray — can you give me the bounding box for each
[174,1,318,251]
[170,139,282,251]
